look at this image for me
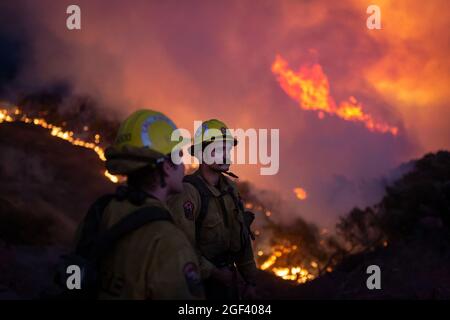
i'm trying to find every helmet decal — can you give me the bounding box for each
[141,114,176,147]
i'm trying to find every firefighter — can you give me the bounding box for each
[74,109,204,300]
[168,119,258,300]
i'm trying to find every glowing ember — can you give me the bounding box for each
[293,187,307,200]
[0,107,118,183]
[271,55,399,136]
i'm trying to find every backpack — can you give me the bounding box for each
[53,187,172,299]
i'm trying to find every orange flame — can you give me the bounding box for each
[0,107,119,183]
[258,244,315,284]
[272,55,398,135]
[293,187,307,200]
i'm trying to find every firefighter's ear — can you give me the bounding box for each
[161,158,181,181]
[162,159,175,174]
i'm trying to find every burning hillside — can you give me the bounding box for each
[0,106,119,183]
[238,151,450,299]
[0,0,448,303]
[237,182,334,285]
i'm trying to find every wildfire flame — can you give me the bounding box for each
[248,199,318,284]
[0,106,119,183]
[293,187,307,200]
[258,244,315,284]
[271,55,399,136]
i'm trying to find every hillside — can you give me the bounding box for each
[0,121,449,299]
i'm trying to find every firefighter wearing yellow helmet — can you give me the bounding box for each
[168,119,258,300]
[74,109,204,300]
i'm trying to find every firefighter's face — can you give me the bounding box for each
[164,158,185,194]
[206,141,232,172]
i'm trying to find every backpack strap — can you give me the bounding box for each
[88,206,172,261]
[183,174,254,266]
[183,175,213,243]
[76,186,170,259]
[222,178,244,212]
[221,178,255,243]
[183,174,243,241]
[76,193,116,257]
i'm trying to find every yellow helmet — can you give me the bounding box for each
[189,119,237,156]
[105,109,180,175]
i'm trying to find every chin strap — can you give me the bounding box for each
[222,170,239,179]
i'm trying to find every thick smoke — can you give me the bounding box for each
[0,0,448,226]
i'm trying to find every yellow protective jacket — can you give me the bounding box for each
[76,195,204,300]
[168,171,257,284]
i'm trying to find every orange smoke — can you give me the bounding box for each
[293,187,307,200]
[272,55,398,136]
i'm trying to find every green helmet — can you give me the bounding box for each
[105,109,180,175]
[189,119,237,156]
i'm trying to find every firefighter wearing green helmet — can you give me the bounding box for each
[74,109,204,300]
[168,119,258,300]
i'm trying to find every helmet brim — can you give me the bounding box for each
[188,138,238,156]
[105,145,165,175]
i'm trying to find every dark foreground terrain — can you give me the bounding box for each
[0,122,449,299]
